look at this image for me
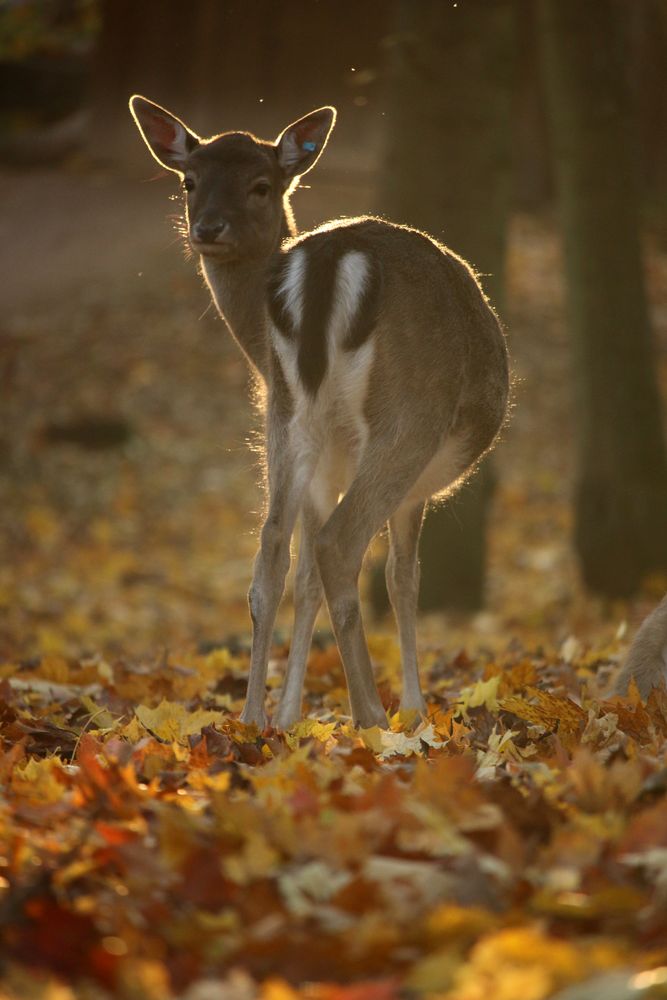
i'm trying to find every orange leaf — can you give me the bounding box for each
[500,687,586,741]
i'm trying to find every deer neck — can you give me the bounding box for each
[201,256,272,377]
[200,203,296,381]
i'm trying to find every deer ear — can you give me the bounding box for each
[129,95,199,173]
[275,106,336,182]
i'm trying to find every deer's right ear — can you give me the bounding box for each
[129,95,199,173]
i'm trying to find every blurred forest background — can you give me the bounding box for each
[2,0,667,664]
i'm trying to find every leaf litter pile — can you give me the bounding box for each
[3,164,667,1000]
[3,637,667,1000]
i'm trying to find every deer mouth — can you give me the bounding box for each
[190,238,239,261]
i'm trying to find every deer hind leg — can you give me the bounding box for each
[273,497,335,730]
[386,500,427,713]
[315,438,439,729]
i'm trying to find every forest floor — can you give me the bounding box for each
[2,156,667,999]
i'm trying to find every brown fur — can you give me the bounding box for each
[616,594,667,698]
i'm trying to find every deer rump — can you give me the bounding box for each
[265,215,508,520]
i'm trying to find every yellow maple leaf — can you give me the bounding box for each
[284,718,337,749]
[457,675,501,719]
[389,707,421,731]
[119,716,144,742]
[135,700,226,744]
[11,757,67,804]
[187,770,231,793]
[358,725,386,754]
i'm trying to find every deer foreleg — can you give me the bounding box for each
[273,502,326,729]
[240,422,314,729]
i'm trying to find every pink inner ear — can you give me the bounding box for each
[151,115,177,150]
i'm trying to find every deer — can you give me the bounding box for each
[129,96,510,730]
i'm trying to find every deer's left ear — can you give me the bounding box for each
[275,106,336,183]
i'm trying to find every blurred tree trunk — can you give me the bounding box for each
[633,0,667,204]
[540,0,667,596]
[512,0,553,209]
[373,0,514,612]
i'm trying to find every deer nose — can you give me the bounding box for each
[192,220,230,244]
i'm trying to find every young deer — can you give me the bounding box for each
[130,96,509,729]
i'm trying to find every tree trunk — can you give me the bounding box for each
[540,0,667,596]
[374,0,515,612]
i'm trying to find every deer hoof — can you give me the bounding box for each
[353,705,389,730]
[239,704,267,730]
[272,705,301,731]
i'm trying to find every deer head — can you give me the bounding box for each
[129,96,336,263]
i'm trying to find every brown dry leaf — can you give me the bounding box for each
[612,701,654,743]
[0,740,26,783]
[498,659,539,695]
[646,686,667,737]
[500,686,586,747]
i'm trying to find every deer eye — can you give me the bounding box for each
[250,181,271,198]
[183,177,195,193]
